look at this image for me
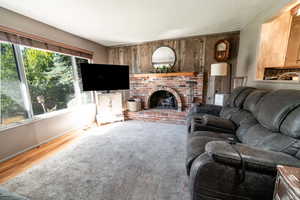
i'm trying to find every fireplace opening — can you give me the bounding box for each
[149,90,178,110]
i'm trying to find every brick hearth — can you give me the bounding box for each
[125,109,187,125]
[126,72,204,124]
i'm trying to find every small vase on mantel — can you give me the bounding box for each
[153,65,174,73]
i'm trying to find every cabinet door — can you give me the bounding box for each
[257,12,292,79]
[98,94,113,114]
[96,93,124,124]
[285,16,300,66]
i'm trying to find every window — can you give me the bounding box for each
[0,42,93,127]
[0,43,28,125]
[21,46,75,115]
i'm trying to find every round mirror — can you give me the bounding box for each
[152,47,176,68]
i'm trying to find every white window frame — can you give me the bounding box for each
[13,44,34,118]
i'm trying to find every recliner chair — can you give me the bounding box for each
[186,87,300,200]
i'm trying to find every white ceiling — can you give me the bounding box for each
[0,0,275,46]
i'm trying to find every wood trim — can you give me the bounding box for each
[266,0,300,23]
[0,25,94,56]
[130,72,199,78]
[264,65,300,69]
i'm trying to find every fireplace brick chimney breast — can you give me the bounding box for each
[129,72,204,112]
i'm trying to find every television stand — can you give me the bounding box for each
[96,92,124,125]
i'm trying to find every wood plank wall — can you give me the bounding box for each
[108,37,205,73]
[108,31,240,102]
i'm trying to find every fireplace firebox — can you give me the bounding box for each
[149,90,178,110]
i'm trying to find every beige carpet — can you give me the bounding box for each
[2,121,190,200]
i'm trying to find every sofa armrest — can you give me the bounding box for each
[205,141,300,173]
[189,103,222,116]
[191,114,236,134]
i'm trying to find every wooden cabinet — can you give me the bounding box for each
[96,92,124,125]
[273,165,300,200]
[257,9,300,79]
[286,16,300,66]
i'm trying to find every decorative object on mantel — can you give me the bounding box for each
[153,65,175,73]
[207,62,230,105]
[215,40,230,62]
[152,46,176,73]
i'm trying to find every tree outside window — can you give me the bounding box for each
[0,43,28,125]
[21,47,75,115]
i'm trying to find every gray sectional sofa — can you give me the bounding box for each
[186,87,300,200]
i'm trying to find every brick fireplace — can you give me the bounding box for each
[125,72,204,124]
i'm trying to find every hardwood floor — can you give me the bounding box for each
[0,127,92,184]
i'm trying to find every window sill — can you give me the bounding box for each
[0,104,96,132]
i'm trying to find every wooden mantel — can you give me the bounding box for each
[130,72,199,78]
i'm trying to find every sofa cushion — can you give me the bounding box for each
[219,107,239,119]
[224,87,256,108]
[280,106,300,139]
[219,107,256,128]
[243,90,269,114]
[234,88,257,108]
[238,124,299,156]
[255,90,300,132]
[228,110,255,127]
[236,117,258,141]
[190,114,236,133]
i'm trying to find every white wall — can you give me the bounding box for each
[0,104,96,161]
[0,8,107,161]
[236,0,300,90]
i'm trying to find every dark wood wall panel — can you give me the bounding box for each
[108,37,205,73]
[108,32,240,102]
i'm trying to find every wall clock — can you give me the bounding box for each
[215,40,230,62]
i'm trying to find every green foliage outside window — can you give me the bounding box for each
[0,43,27,125]
[22,47,75,115]
[0,42,88,125]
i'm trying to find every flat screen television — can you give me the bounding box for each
[80,64,130,91]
